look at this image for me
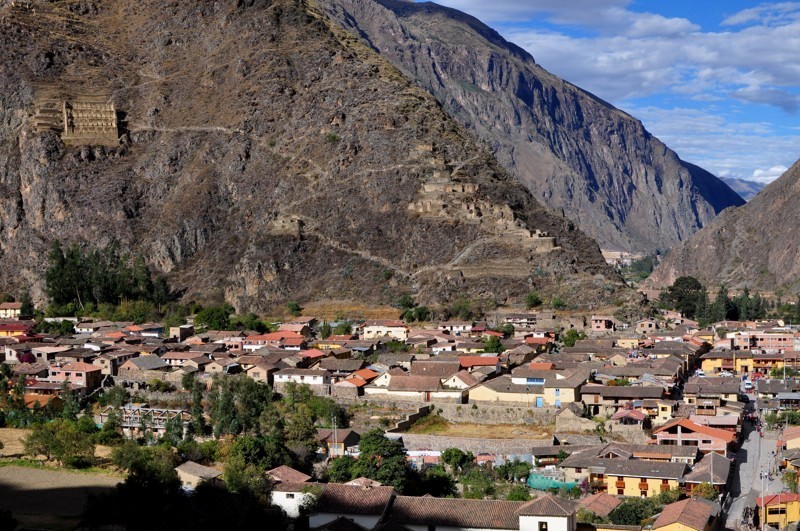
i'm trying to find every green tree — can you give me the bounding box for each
[664,276,707,319]
[461,467,495,499]
[351,429,410,492]
[656,487,682,505]
[609,497,659,526]
[60,384,81,421]
[507,484,531,501]
[577,508,610,524]
[441,448,475,473]
[24,419,96,467]
[561,328,585,348]
[195,304,233,331]
[784,470,799,494]
[525,292,543,309]
[691,482,719,501]
[327,456,356,482]
[287,301,302,317]
[483,336,505,354]
[19,290,34,318]
[333,321,353,335]
[319,321,332,339]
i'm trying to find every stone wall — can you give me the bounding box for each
[396,433,553,454]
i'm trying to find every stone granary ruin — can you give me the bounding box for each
[32,85,119,147]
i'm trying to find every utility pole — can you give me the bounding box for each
[332,415,338,457]
[761,469,767,531]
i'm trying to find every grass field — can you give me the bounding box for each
[406,415,553,439]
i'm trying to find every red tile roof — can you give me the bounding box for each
[458,355,499,367]
[578,492,621,517]
[267,465,311,484]
[757,493,800,507]
[653,418,736,443]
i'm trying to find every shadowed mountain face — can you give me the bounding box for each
[647,160,800,292]
[322,0,745,254]
[0,0,627,311]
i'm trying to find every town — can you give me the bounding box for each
[1,286,800,531]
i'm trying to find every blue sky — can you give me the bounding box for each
[422,0,800,184]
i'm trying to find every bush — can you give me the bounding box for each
[609,497,659,526]
[525,292,543,309]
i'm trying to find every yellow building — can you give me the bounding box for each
[699,351,753,374]
[560,457,686,496]
[758,493,800,529]
[652,498,717,531]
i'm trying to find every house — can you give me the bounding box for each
[652,418,737,455]
[245,363,279,384]
[118,355,169,373]
[92,351,138,376]
[274,368,332,386]
[0,302,23,319]
[175,461,222,489]
[559,451,687,496]
[438,321,473,335]
[277,483,395,524]
[581,385,665,416]
[577,492,621,518]
[591,316,615,333]
[242,331,304,352]
[48,361,103,391]
[683,451,731,497]
[317,428,361,456]
[366,374,465,403]
[362,320,409,341]
[410,360,461,380]
[636,319,659,335]
[458,355,501,373]
[652,498,719,531]
[267,465,312,484]
[443,370,480,390]
[757,493,800,529]
[0,322,31,337]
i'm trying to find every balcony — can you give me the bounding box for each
[615,481,626,489]
[660,485,670,492]
[638,482,649,491]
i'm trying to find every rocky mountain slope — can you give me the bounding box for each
[647,160,800,292]
[323,0,745,254]
[720,177,766,201]
[0,0,627,312]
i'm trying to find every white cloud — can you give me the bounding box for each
[752,165,789,182]
[722,2,800,27]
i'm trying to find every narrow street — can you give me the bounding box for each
[724,389,781,530]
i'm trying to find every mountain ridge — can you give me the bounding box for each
[0,0,627,311]
[647,160,800,292]
[323,0,745,253]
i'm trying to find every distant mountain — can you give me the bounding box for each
[0,0,626,311]
[647,160,800,292]
[720,177,767,201]
[323,0,745,254]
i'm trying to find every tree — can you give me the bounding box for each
[664,276,707,319]
[784,470,799,494]
[319,321,332,339]
[483,336,505,354]
[507,484,531,501]
[287,301,302,317]
[19,290,34,318]
[327,456,356,482]
[525,292,543,309]
[333,321,353,335]
[60,383,81,421]
[691,482,719,501]
[656,487,682,505]
[609,498,659,526]
[195,305,233,331]
[578,508,609,524]
[24,419,95,468]
[461,467,495,499]
[441,448,475,472]
[561,328,585,348]
[351,429,410,492]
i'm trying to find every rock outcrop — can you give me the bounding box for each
[0,0,627,311]
[647,160,800,292]
[323,0,745,253]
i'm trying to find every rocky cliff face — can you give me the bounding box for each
[647,160,800,292]
[323,0,745,254]
[0,0,626,311]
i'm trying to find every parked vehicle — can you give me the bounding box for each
[744,381,754,390]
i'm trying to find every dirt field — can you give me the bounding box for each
[0,427,29,458]
[407,416,553,439]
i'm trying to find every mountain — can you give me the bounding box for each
[322,0,745,254]
[0,0,626,312]
[647,160,800,292]
[720,177,767,201]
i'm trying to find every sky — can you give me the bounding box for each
[422,0,800,184]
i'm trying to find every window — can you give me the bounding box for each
[575,468,582,473]
[662,479,669,485]
[702,440,712,444]
[555,388,561,396]
[618,488,624,495]
[539,522,548,531]
[286,493,295,499]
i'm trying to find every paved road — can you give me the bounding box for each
[724,384,782,530]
